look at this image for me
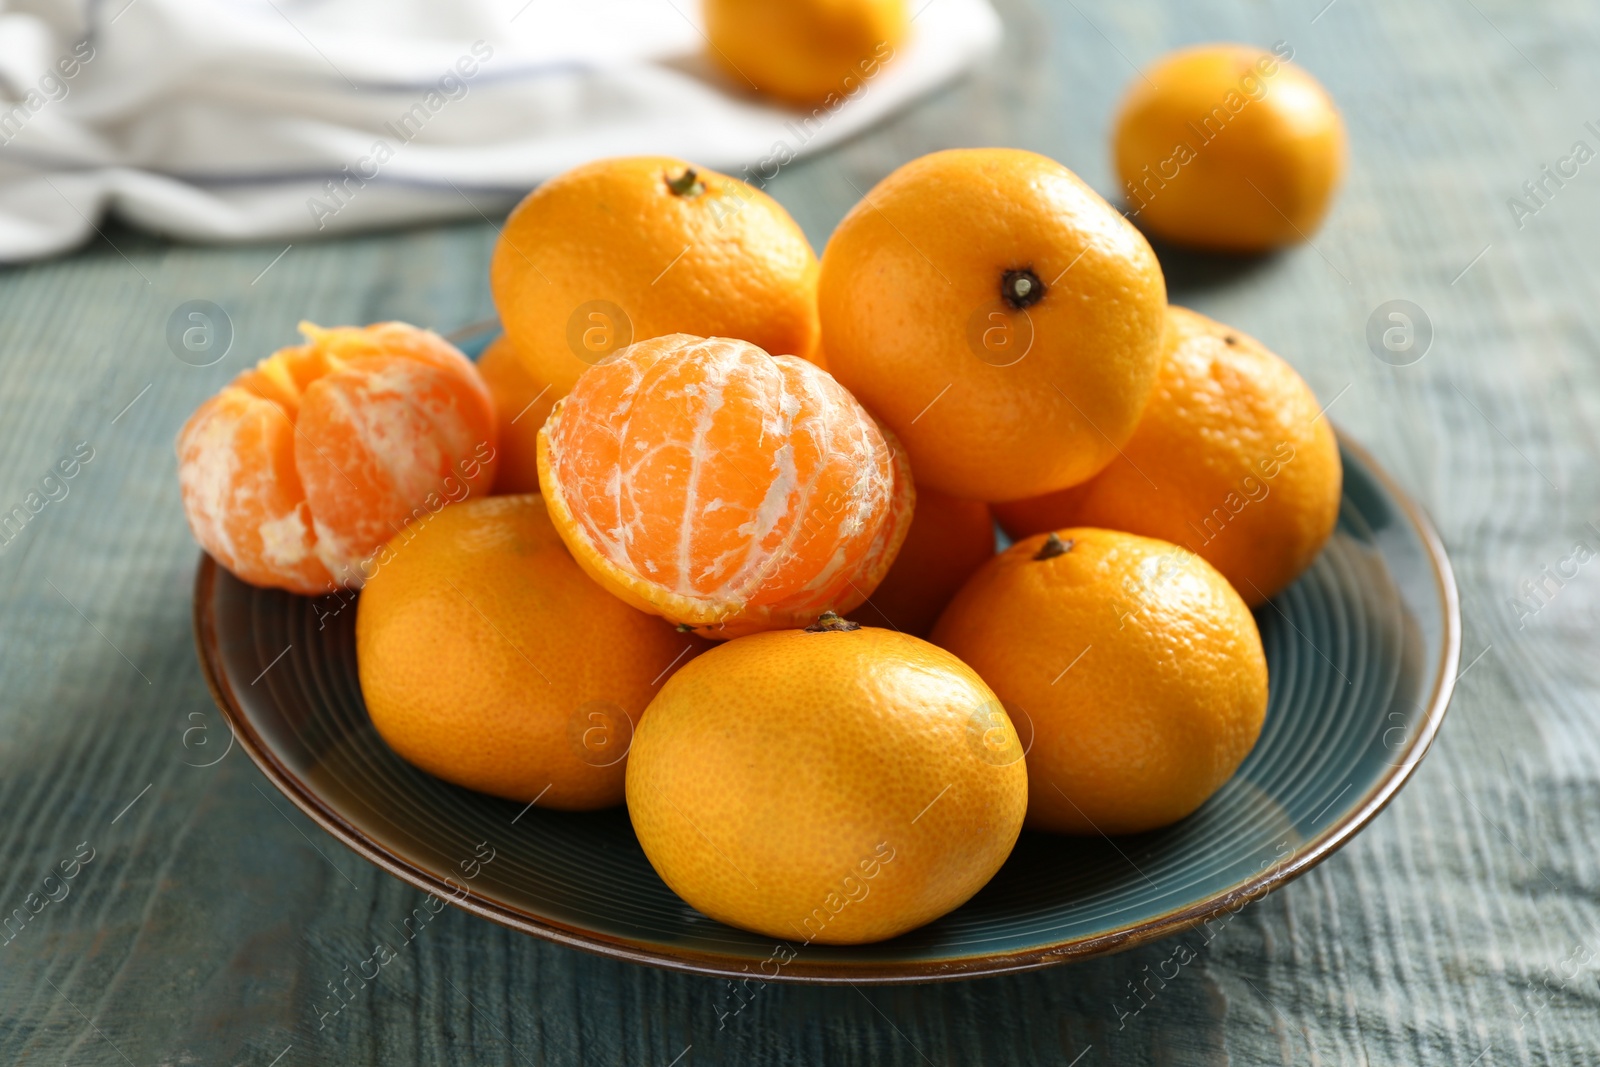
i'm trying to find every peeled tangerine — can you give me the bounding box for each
[177,322,497,595]
[538,334,913,638]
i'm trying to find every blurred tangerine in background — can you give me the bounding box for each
[1113,42,1346,251]
[703,0,909,106]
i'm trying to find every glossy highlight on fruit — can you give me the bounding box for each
[538,334,913,638]
[176,321,497,595]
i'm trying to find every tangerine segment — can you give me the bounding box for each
[178,386,332,594]
[177,322,497,595]
[296,355,497,578]
[538,334,909,637]
[491,156,821,399]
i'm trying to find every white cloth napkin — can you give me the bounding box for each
[0,0,1000,262]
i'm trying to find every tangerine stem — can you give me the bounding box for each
[666,168,705,198]
[1033,533,1074,560]
[1001,268,1045,309]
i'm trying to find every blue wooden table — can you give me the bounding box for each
[3,1,1598,1062]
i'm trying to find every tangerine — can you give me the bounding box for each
[477,333,553,494]
[627,616,1027,943]
[177,321,496,595]
[1114,43,1346,251]
[357,494,706,809]
[933,528,1268,835]
[490,156,821,402]
[993,306,1341,605]
[818,148,1167,502]
[703,0,907,106]
[855,486,994,637]
[538,334,913,638]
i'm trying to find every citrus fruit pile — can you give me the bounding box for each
[176,41,1347,946]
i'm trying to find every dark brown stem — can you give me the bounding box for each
[1033,532,1074,560]
[666,168,705,198]
[1001,268,1045,310]
[805,611,862,633]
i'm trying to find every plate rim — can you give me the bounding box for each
[193,428,1460,985]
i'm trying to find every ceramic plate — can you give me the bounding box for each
[194,326,1458,984]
